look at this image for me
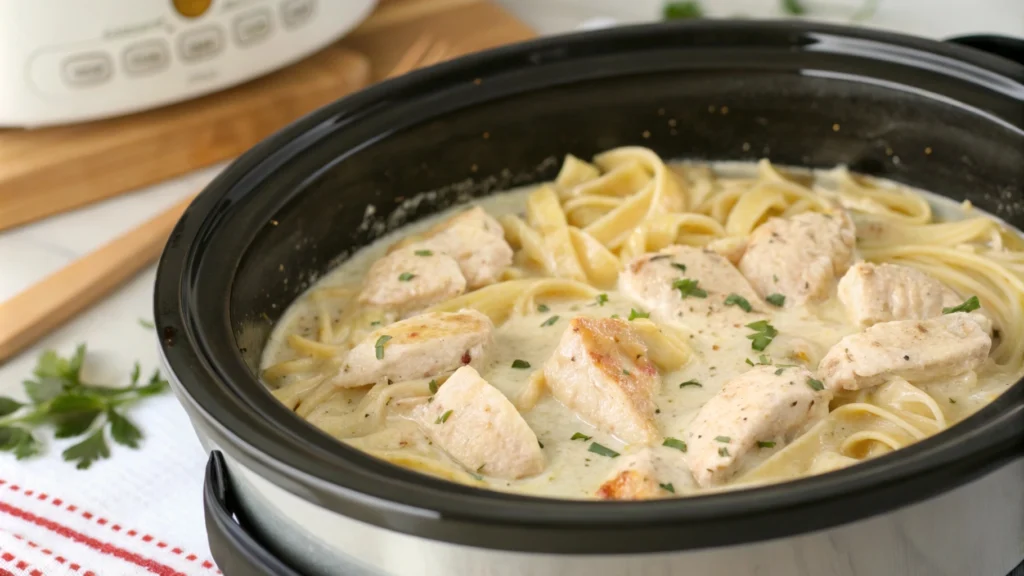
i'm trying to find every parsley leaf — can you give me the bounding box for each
[628,308,650,321]
[570,432,592,441]
[62,429,110,470]
[766,293,786,307]
[511,359,531,369]
[664,1,703,19]
[663,437,687,452]
[679,380,702,388]
[138,318,155,329]
[807,377,825,391]
[781,0,806,15]
[537,304,550,313]
[757,440,777,448]
[541,316,560,327]
[0,344,168,469]
[724,293,752,312]
[943,296,980,314]
[595,293,609,307]
[414,249,433,256]
[671,263,687,273]
[673,278,708,299]
[588,442,619,458]
[428,379,438,394]
[660,482,675,493]
[435,410,453,424]
[0,397,22,418]
[398,272,415,282]
[746,320,778,351]
[375,335,392,360]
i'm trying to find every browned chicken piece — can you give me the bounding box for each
[331,310,493,388]
[595,447,693,500]
[414,366,545,480]
[739,210,856,307]
[543,317,661,445]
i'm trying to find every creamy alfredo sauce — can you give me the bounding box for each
[261,161,1015,499]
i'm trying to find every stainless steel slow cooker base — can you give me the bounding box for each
[204,449,1023,576]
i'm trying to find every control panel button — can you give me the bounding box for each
[62,52,113,87]
[173,0,213,18]
[178,26,225,62]
[234,9,273,47]
[122,40,171,76]
[280,0,315,29]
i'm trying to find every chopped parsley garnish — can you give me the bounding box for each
[757,440,777,448]
[663,437,687,452]
[0,344,168,469]
[621,369,631,376]
[138,318,154,329]
[538,440,544,448]
[660,482,675,493]
[370,320,382,326]
[746,320,778,351]
[435,410,453,424]
[943,295,980,314]
[374,335,392,360]
[718,446,731,457]
[541,315,560,327]
[715,436,731,443]
[428,379,438,394]
[398,272,415,282]
[628,308,650,321]
[781,0,806,15]
[724,293,752,312]
[610,314,620,319]
[588,442,620,458]
[774,368,784,375]
[511,359,531,369]
[745,358,755,366]
[673,278,708,299]
[649,254,671,261]
[679,380,702,388]
[414,249,433,256]
[571,432,592,441]
[671,263,687,273]
[758,354,771,365]
[596,293,609,306]
[663,1,703,19]
[807,377,825,391]
[949,398,957,404]
[537,304,550,313]
[766,293,786,307]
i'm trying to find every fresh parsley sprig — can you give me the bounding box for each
[0,344,169,469]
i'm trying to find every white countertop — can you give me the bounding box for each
[0,0,1020,556]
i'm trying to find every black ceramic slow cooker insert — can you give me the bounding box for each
[155,21,1024,576]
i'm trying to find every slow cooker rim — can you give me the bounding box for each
[155,19,1024,554]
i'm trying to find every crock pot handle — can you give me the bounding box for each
[204,451,306,576]
[945,34,1024,66]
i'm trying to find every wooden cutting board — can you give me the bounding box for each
[0,0,534,232]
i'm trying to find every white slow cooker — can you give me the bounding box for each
[0,0,376,127]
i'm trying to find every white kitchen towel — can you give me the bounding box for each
[0,391,216,576]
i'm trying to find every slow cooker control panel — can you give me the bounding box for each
[0,0,375,127]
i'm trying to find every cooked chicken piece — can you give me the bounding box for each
[414,366,544,479]
[837,262,962,327]
[819,312,991,392]
[419,206,514,289]
[331,310,493,388]
[686,365,831,488]
[543,317,661,445]
[595,447,693,500]
[739,210,856,307]
[619,245,764,324]
[358,246,467,315]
